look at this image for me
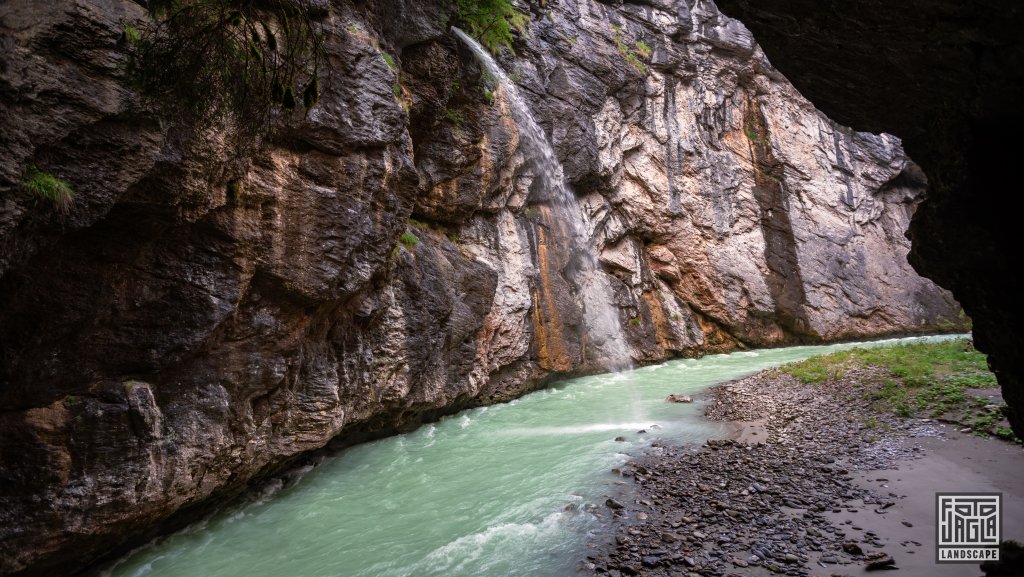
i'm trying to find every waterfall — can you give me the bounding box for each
[452,28,632,371]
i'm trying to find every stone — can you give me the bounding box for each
[864,555,895,571]
[666,394,693,403]
[641,556,661,568]
[842,543,863,555]
[606,499,625,510]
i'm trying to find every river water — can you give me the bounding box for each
[100,335,958,577]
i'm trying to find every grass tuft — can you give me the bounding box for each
[22,165,74,213]
[399,232,419,248]
[634,40,652,59]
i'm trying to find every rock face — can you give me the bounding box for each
[0,0,963,575]
[713,0,1024,438]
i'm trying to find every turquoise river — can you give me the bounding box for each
[99,335,959,577]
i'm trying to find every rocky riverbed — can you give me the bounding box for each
[582,368,997,577]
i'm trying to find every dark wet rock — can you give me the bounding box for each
[641,555,661,568]
[606,498,625,510]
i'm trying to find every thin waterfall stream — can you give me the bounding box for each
[97,336,958,577]
[451,27,632,371]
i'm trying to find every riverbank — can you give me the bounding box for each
[585,341,1024,576]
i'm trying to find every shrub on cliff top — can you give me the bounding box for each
[126,0,326,148]
[456,0,528,54]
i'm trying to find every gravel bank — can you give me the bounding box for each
[582,368,953,577]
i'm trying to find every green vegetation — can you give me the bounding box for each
[399,232,419,248]
[781,339,1016,441]
[937,308,972,332]
[523,206,540,220]
[743,127,760,143]
[634,40,652,59]
[445,108,465,126]
[393,83,403,97]
[22,165,74,213]
[995,426,1015,440]
[381,51,397,71]
[611,24,647,73]
[783,339,993,388]
[125,0,326,149]
[629,317,642,327]
[482,87,495,105]
[122,23,141,44]
[456,0,528,54]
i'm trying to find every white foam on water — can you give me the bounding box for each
[422,512,565,573]
[499,422,653,436]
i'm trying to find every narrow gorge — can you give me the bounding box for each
[0,1,971,575]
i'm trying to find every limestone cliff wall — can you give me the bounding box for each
[0,0,963,574]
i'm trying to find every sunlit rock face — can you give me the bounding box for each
[0,0,964,574]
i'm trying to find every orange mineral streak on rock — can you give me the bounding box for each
[642,290,674,354]
[692,311,741,354]
[530,214,573,372]
[23,400,72,484]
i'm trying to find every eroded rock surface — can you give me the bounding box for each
[714,0,1024,438]
[0,0,964,574]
